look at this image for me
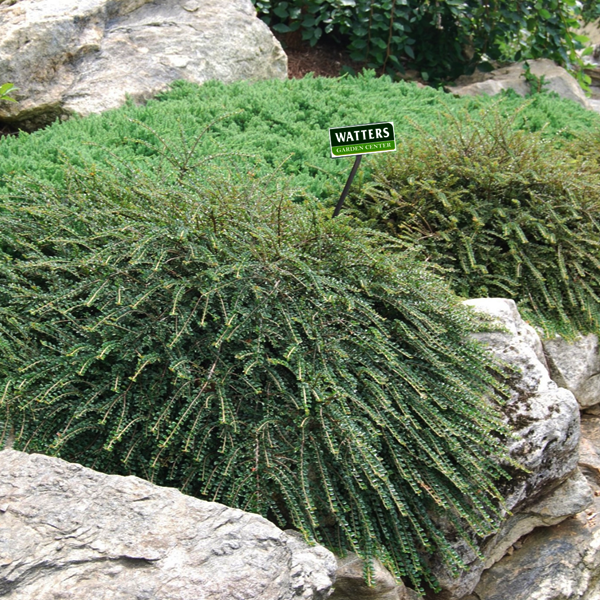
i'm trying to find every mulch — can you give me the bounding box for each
[286,42,366,79]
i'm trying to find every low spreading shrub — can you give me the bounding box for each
[1,75,598,201]
[0,142,513,590]
[349,107,600,337]
[1,74,596,588]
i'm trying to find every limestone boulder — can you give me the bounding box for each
[543,334,600,409]
[329,553,410,600]
[464,299,580,503]
[449,59,590,109]
[471,412,600,600]
[0,0,287,131]
[0,449,336,600]
[427,299,582,599]
[580,411,600,485]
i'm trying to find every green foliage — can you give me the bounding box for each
[349,107,600,338]
[1,76,599,201]
[0,83,17,102]
[582,0,600,23]
[252,0,591,84]
[0,138,513,590]
[522,62,551,96]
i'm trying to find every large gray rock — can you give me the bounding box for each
[449,59,590,109]
[471,413,600,600]
[543,334,600,409]
[427,299,582,599]
[0,0,287,130]
[480,468,593,571]
[0,449,336,599]
[464,299,580,503]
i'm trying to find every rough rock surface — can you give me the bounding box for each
[464,299,580,504]
[543,334,600,409]
[581,411,600,486]
[449,59,590,109]
[329,553,407,600]
[0,449,336,600]
[480,468,593,570]
[471,412,600,600]
[428,299,582,599]
[0,0,287,130]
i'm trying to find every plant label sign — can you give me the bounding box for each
[329,121,396,158]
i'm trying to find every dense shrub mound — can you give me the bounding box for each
[254,0,591,84]
[0,151,511,590]
[350,109,600,337]
[1,74,598,201]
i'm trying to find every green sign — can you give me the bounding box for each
[329,121,396,158]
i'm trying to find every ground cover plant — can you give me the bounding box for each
[2,76,599,339]
[1,75,599,589]
[0,143,515,591]
[349,108,600,338]
[1,74,599,202]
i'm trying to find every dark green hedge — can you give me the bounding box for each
[252,0,593,84]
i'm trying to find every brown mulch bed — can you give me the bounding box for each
[286,42,366,79]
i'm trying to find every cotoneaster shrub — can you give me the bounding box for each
[349,107,600,338]
[0,146,513,591]
[1,75,599,201]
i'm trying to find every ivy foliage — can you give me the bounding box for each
[349,106,600,338]
[252,0,593,84]
[0,136,513,590]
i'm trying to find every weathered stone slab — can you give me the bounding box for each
[0,0,287,130]
[543,334,600,409]
[426,299,582,599]
[449,59,590,109]
[0,449,336,599]
[472,413,600,600]
[480,468,593,571]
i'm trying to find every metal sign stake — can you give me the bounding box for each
[328,121,395,219]
[332,154,362,218]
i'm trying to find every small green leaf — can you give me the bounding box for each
[272,22,292,33]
